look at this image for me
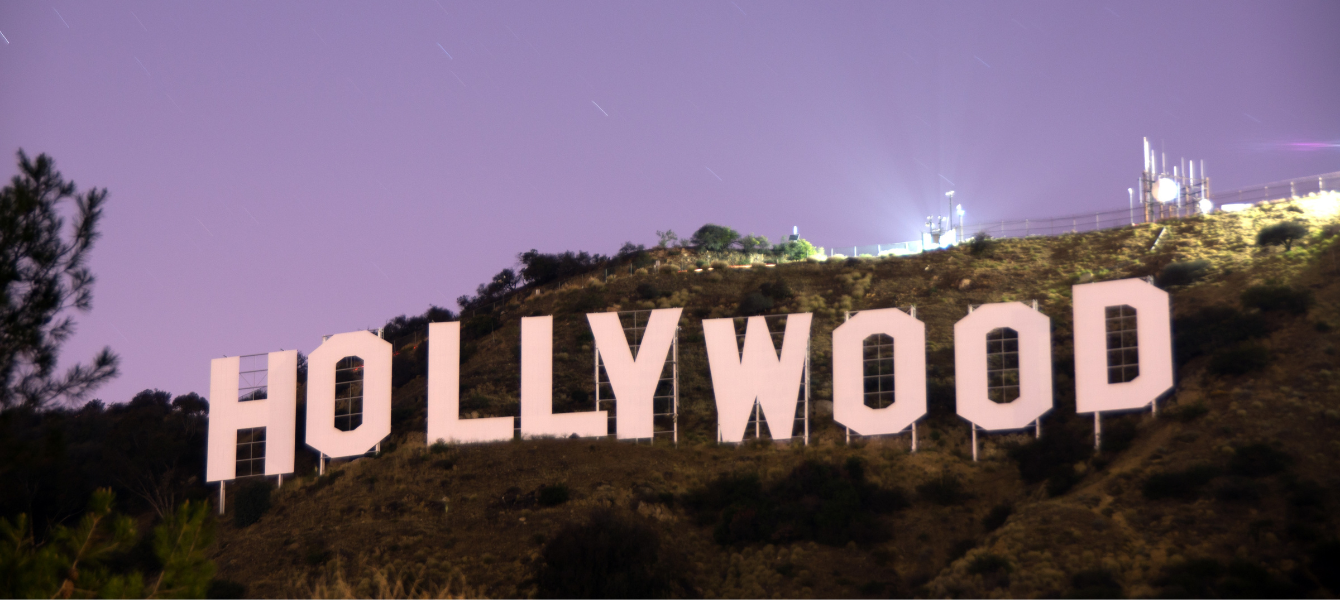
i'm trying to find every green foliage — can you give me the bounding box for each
[1241,284,1314,315]
[738,234,771,253]
[232,480,272,528]
[774,239,817,261]
[1208,343,1271,376]
[1256,221,1308,251]
[1228,443,1292,478]
[655,229,679,248]
[536,508,691,599]
[0,150,118,409]
[1142,464,1222,500]
[0,488,215,599]
[916,472,970,506]
[685,459,904,547]
[689,224,741,252]
[1156,259,1210,287]
[537,483,570,507]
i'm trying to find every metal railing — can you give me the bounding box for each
[827,170,1340,256]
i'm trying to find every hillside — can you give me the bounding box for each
[212,194,1340,598]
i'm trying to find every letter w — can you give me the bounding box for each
[703,313,812,443]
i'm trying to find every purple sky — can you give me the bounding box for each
[2,1,1338,404]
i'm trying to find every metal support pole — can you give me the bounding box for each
[1035,418,1041,439]
[278,474,283,488]
[911,422,917,452]
[1094,413,1102,451]
[804,340,810,446]
[319,452,326,476]
[673,328,680,445]
[971,424,978,462]
[218,481,226,515]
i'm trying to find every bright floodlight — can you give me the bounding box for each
[1198,199,1213,214]
[1154,178,1180,203]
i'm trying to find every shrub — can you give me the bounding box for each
[968,232,993,256]
[966,553,1011,575]
[1213,477,1264,504]
[738,234,770,253]
[1241,284,1314,315]
[1228,443,1292,477]
[1208,343,1271,376]
[1173,305,1271,366]
[758,280,794,301]
[1008,418,1094,484]
[775,239,817,261]
[232,479,273,528]
[1156,558,1300,598]
[917,472,970,506]
[684,459,901,546]
[1166,402,1209,422]
[635,282,662,300]
[1157,259,1210,287]
[1100,416,1139,455]
[1142,464,1222,500]
[982,502,1013,532]
[1256,221,1308,251]
[538,483,571,507]
[689,224,741,252]
[206,579,247,599]
[1067,569,1123,599]
[536,509,690,598]
[737,292,774,317]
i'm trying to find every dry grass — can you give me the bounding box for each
[296,555,479,599]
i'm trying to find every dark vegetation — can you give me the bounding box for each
[685,458,907,546]
[231,479,273,528]
[535,508,693,598]
[1256,221,1308,251]
[1156,259,1210,287]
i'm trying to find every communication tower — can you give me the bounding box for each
[1139,137,1210,222]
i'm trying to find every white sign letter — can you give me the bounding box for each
[955,303,1053,431]
[306,331,391,458]
[427,321,513,444]
[1073,278,1173,414]
[206,351,297,482]
[832,308,926,436]
[520,315,607,438]
[703,313,812,443]
[588,308,682,440]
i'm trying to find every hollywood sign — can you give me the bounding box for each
[205,278,1171,483]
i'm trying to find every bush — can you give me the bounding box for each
[1241,284,1314,315]
[1066,569,1123,599]
[737,292,774,317]
[1208,344,1271,376]
[1100,416,1139,455]
[1173,305,1272,366]
[635,282,662,300]
[966,553,1011,575]
[982,502,1013,532]
[758,280,794,301]
[1157,260,1211,287]
[775,239,817,261]
[536,509,690,598]
[689,224,741,252]
[232,479,273,528]
[917,472,970,506]
[968,232,993,256]
[1142,464,1222,500]
[1007,418,1094,484]
[538,483,571,507]
[1156,558,1300,598]
[1213,477,1264,504]
[1166,402,1209,423]
[1228,443,1292,478]
[684,459,901,546]
[206,579,247,599]
[1256,221,1308,251]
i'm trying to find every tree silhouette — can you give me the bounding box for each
[0,151,118,409]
